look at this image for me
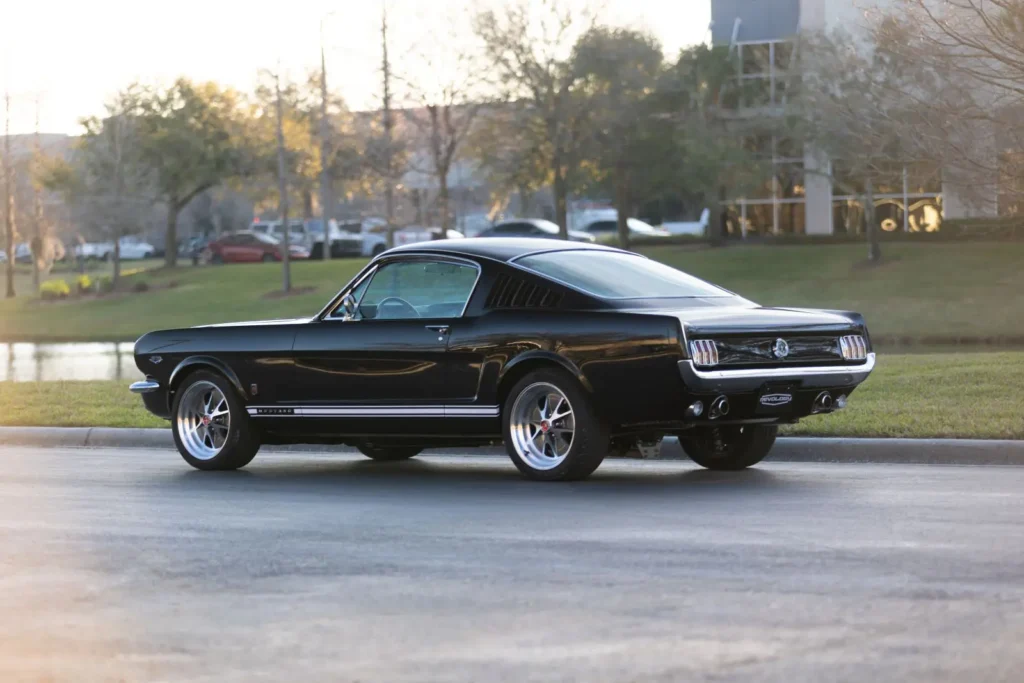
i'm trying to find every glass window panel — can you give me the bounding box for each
[741,76,771,108]
[778,202,806,234]
[774,42,794,70]
[741,43,771,76]
[776,163,805,198]
[358,260,478,320]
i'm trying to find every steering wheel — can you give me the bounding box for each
[375,296,420,319]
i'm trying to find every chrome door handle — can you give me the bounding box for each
[425,324,449,341]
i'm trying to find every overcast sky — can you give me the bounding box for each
[0,0,710,136]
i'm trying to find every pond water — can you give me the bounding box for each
[0,343,143,383]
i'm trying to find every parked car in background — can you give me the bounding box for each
[334,218,463,257]
[308,219,364,259]
[476,218,596,242]
[73,236,157,261]
[0,250,7,263]
[251,220,316,251]
[662,208,711,236]
[14,243,33,263]
[179,236,211,263]
[203,231,310,264]
[571,209,671,239]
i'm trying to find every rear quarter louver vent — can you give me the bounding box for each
[485,273,563,309]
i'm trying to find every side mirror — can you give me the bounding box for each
[340,293,358,320]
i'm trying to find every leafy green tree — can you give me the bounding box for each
[132,79,247,267]
[573,26,664,248]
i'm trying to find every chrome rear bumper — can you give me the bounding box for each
[678,353,875,392]
[129,380,161,394]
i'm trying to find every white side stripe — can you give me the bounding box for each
[246,405,499,418]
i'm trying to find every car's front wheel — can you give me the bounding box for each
[503,368,609,481]
[680,425,777,471]
[172,371,260,471]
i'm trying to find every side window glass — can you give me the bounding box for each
[357,260,478,320]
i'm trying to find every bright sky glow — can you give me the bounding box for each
[0,0,709,135]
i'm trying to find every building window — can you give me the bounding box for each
[728,135,806,235]
[735,40,794,108]
[832,163,943,233]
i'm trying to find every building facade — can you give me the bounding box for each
[710,0,983,235]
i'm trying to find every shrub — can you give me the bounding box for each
[95,275,114,295]
[39,279,71,301]
[74,274,93,294]
[132,280,149,293]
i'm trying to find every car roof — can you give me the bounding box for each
[385,237,624,262]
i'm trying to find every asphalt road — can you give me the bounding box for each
[2,447,1023,683]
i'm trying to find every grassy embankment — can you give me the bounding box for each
[2,242,1024,342]
[3,352,1022,439]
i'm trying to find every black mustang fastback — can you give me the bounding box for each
[131,238,875,481]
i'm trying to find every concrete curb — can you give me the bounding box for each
[1,426,1023,465]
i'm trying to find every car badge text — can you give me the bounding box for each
[760,393,793,407]
[150,356,163,364]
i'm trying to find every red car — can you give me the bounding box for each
[203,231,310,264]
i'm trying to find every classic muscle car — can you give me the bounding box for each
[130,239,875,481]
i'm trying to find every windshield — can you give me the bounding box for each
[515,251,732,299]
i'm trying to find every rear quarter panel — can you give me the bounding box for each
[449,310,683,426]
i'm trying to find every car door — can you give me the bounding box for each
[288,256,481,428]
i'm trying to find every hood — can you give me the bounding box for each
[638,305,863,336]
[196,317,314,329]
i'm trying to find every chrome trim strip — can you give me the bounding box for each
[246,404,500,418]
[685,353,875,381]
[129,380,161,394]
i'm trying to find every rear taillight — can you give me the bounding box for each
[689,340,719,367]
[839,335,868,360]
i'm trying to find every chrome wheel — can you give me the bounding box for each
[176,381,231,461]
[509,382,575,471]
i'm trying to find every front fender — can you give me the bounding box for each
[168,356,247,400]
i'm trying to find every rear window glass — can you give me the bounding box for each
[515,251,731,299]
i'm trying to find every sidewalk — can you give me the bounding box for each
[2,426,1023,465]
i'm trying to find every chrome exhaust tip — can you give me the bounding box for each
[709,395,730,420]
[685,401,705,419]
[812,391,833,413]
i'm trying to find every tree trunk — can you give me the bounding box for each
[438,174,451,232]
[274,73,291,293]
[614,164,630,249]
[165,204,179,268]
[320,44,332,261]
[518,184,531,216]
[863,179,881,262]
[553,165,568,240]
[113,229,122,287]
[712,185,728,247]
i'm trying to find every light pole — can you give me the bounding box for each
[319,12,335,261]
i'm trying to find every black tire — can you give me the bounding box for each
[356,444,422,461]
[502,368,609,481]
[680,425,777,471]
[211,253,224,265]
[171,370,260,471]
[262,253,275,263]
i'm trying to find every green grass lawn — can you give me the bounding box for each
[1,242,1024,342]
[2,352,1021,439]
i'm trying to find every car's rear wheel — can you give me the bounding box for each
[172,371,260,471]
[356,444,422,461]
[262,253,275,263]
[503,368,609,481]
[680,425,777,471]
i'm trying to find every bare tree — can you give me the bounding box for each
[473,0,597,238]
[319,15,333,260]
[401,8,486,232]
[795,29,945,261]
[381,3,397,246]
[873,1,1024,212]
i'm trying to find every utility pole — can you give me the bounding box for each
[382,3,396,248]
[31,98,43,292]
[3,90,15,298]
[319,15,332,261]
[274,71,292,293]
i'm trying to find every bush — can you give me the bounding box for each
[74,274,93,295]
[39,279,71,301]
[132,280,149,293]
[95,275,114,295]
